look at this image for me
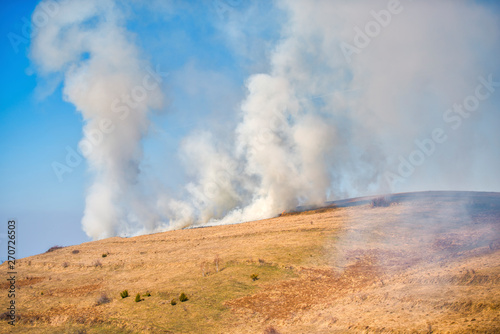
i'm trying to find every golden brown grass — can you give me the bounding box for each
[1,192,499,333]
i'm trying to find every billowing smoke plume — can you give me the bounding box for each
[180,0,500,226]
[31,0,163,238]
[32,0,500,239]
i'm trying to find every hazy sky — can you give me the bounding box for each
[1,0,499,259]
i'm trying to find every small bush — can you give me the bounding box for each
[0,311,21,322]
[101,253,107,258]
[120,290,129,298]
[371,197,391,207]
[214,254,221,272]
[135,293,141,302]
[490,240,500,251]
[46,245,64,253]
[170,299,177,306]
[200,261,209,277]
[143,292,151,297]
[264,326,281,334]
[41,291,44,295]
[62,262,69,268]
[92,260,102,268]
[250,273,259,281]
[179,293,188,302]
[96,293,111,305]
[72,249,80,254]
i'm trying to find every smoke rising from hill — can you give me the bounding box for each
[31,0,164,238]
[32,0,500,239]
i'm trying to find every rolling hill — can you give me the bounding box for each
[1,191,499,333]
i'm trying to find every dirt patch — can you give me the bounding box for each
[227,258,381,320]
[0,276,46,289]
[19,305,104,326]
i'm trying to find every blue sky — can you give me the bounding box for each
[1,0,86,258]
[1,0,499,259]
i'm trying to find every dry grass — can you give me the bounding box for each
[1,191,499,333]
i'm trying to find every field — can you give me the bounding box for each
[1,191,499,333]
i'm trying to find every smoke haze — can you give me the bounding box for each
[31,0,500,239]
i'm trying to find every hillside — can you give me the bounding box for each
[1,191,499,333]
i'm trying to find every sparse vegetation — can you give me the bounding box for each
[143,292,151,297]
[179,292,188,302]
[70,329,87,334]
[214,254,221,272]
[92,260,102,267]
[135,293,141,302]
[250,273,259,281]
[72,249,80,254]
[201,261,209,277]
[264,326,281,334]
[201,256,224,277]
[62,261,69,268]
[96,293,111,305]
[120,290,129,298]
[0,311,20,323]
[3,191,500,333]
[101,253,108,258]
[490,240,500,251]
[46,245,64,253]
[371,196,391,207]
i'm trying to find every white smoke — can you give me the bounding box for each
[194,0,500,225]
[31,0,163,239]
[32,0,500,239]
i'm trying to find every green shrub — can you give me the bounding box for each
[120,290,129,298]
[250,273,259,281]
[135,293,141,302]
[170,299,177,306]
[179,293,188,302]
[101,253,107,258]
[143,292,151,297]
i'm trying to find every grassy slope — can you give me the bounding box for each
[1,192,499,333]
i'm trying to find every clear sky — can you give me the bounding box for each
[1,0,86,259]
[1,0,499,259]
